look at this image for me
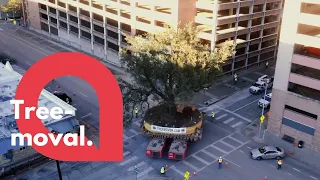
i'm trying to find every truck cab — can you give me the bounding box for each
[249,78,274,94]
[258,93,272,108]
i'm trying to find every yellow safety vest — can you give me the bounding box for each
[211,113,215,117]
[218,158,222,163]
[135,109,138,113]
[160,167,165,173]
[278,160,282,165]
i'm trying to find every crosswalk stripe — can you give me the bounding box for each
[182,161,200,171]
[198,107,207,111]
[137,167,153,178]
[127,161,146,171]
[123,134,128,139]
[170,166,184,176]
[220,140,236,149]
[223,117,235,124]
[201,149,218,159]
[123,151,131,157]
[192,155,210,165]
[228,136,247,144]
[216,114,228,120]
[119,156,138,166]
[134,121,141,127]
[231,121,243,128]
[211,145,228,154]
[129,129,139,134]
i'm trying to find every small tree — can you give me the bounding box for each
[119,22,235,127]
[0,0,21,13]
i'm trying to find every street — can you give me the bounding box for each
[1,22,320,180]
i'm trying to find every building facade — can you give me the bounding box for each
[24,0,282,75]
[0,62,79,172]
[267,0,320,152]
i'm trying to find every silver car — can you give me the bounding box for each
[250,146,285,160]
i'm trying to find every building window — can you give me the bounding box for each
[284,105,317,119]
[282,117,315,136]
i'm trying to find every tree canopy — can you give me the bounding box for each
[119,22,235,127]
[0,0,21,13]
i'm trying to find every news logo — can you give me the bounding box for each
[13,52,123,161]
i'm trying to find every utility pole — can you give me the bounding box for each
[20,0,26,25]
[259,79,268,139]
[56,160,63,180]
[134,165,138,180]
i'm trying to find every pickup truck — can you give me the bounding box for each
[249,77,273,94]
[258,93,272,108]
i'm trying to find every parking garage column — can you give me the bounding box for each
[245,2,254,70]
[257,0,267,65]
[55,0,60,29]
[103,4,107,59]
[89,0,94,54]
[76,0,81,39]
[210,2,219,53]
[130,0,137,35]
[66,4,70,34]
[46,4,51,35]
[150,2,155,27]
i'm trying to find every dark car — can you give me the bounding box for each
[53,91,72,104]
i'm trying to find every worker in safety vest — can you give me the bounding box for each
[277,159,282,169]
[234,73,238,84]
[135,108,139,118]
[218,157,223,169]
[160,166,165,175]
[211,112,215,119]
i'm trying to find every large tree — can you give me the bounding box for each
[119,23,235,127]
[0,0,21,13]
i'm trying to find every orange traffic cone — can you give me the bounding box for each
[193,172,196,176]
[165,165,168,170]
[264,176,268,180]
[225,162,228,168]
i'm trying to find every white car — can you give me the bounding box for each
[258,75,269,82]
[258,93,272,108]
[249,77,274,94]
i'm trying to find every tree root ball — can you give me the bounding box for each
[143,104,202,128]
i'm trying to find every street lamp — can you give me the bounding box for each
[258,79,268,139]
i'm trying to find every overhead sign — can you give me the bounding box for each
[151,125,187,134]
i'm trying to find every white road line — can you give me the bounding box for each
[170,166,184,176]
[1,40,6,43]
[72,104,77,106]
[246,146,252,149]
[287,173,292,176]
[310,176,318,180]
[25,62,32,66]
[198,107,207,111]
[0,28,3,30]
[201,149,218,159]
[123,151,130,157]
[269,164,276,168]
[134,121,141,127]
[239,150,244,153]
[119,156,138,166]
[224,158,241,168]
[192,155,210,165]
[293,168,300,172]
[19,49,24,52]
[123,134,128,140]
[124,133,142,142]
[137,166,153,178]
[78,92,88,97]
[212,105,252,122]
[228,136,247,144]
[216,114,228,120]
[231,121,243,128]
[129,129,139,135]
[211,145,228,154]
[223,117,235,124]
[182,161,200,171]
[220,140,236,149]
[233,99,260,112]
[81,113,92,119]
[127,161,146,171]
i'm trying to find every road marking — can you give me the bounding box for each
[129,129,139,135]
[124,133,142,142]
[137,166,153,178]
[228,136,247,144]
[123,134,128,140]
[201,149,218,159]
[134,121,141,127]
[0,40,6,43]
[310,176,318,180]
[211,145,228,154]
[119,156,138,166]
[239,150,244,153]
[269,164,276,168]
[241,76,256,83]
[293,168,300,172]
[81,113,92,119]
[170,166,184,176]
[200,91,216,99]
[220,140,236,149]
[231,121,243,128]
[223,117,235,124]
[182,161,200,171]
[224,158,241,168]
[246,146,252,149]
[25,62,32,66]
[127,161,146,171]
[19,49,25,52]
[216,114,228,120]
[72,104,77,106]
[192,154,210,165]
[212,105,252,122]
[78,92,88,97]
[233,99,260,112]
[0,28,3,30]
[287,173,292,176]
[123,151,131,156]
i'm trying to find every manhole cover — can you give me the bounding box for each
[124,142,129,145]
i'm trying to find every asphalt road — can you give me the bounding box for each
[1,23,319,180]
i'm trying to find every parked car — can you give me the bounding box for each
[258,75,269,82]
[53,90,72,104]
[250,77,274,94]
[258,93,272,108]
[250,146,285,160]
